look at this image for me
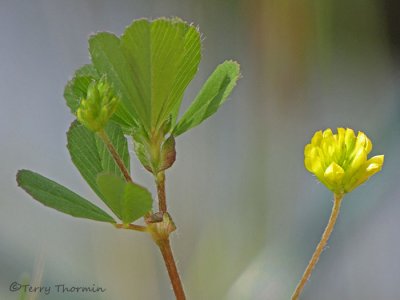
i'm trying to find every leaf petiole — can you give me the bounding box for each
[114,223,147,232]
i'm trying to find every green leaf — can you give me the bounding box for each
[96,124,131,175]
[121,18,201,130]
[64,65,99,114]
[97,173,152,224]
[173,61,240,136]
[89,32,146,130]
[67,120,130,200]
[133,140,151,173]
[89,18,201,132]
[17,170,115,223]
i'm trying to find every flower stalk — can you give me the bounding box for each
[291,193,343,300]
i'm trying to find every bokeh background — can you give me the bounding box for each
[1,0,399,299]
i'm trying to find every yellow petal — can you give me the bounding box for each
[323,128,333,139]
[363,155,384,177]
[364,137,372,154]
[366,155,384,167]
[365,163,382,175]
[346,157,384,192]
[311,130,323,146]
[344,128,356,152]
[356,131,372,154]
[324,162,345,187]
[304,157,313,172]
[349,147,367,174]
[337,127,345,145]
[311,159,325,178]
[304,144,313,157]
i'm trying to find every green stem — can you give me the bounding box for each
[291,193,344,300]
[97,129,133,183]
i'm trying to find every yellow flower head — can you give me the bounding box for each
[304,128,384,194]
[77,76,119,132]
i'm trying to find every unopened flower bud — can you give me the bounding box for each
[76,76,119,132]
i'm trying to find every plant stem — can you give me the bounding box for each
[291,193,344,300]
[157,238,186,300]
[156,171,167,213]
[153,171,186,300]
[98,129,133,182]
[99,128,183,298]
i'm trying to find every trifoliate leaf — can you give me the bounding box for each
[89,18,201,132]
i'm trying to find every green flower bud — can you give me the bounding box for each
[76,76,119,132]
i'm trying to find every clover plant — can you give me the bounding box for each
[17,17,240,300]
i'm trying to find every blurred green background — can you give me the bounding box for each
[1,0,399,299]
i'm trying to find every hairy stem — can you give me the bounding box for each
[156,171,167,213]
[153,171,185,300]
[291,193,344,300]
[98,129,133,183]
[158,239,186,300]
